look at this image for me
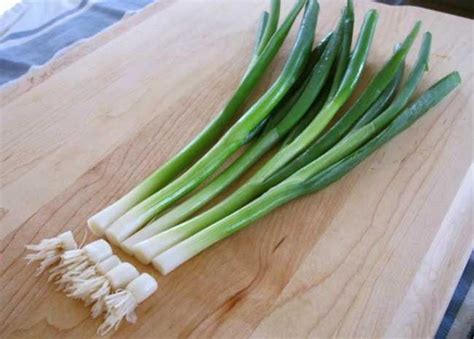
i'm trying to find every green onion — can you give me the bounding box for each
[327,0,354,100]
[86,0,295,235]
[132,10,383,263]
[303,74,460,192]
[121,10,347,253]
[282,1,356,148]
[250,8,377,182]
[134,26,428,265]
[131,57,402,262]
[351,61,404,130]
[151,71,461,275]
[276,31,432,188]
[268,23,420,185]
[254,0,281,57]
[103,0,319,245]
[243,29,336,144]
[276,62,404,184]
[282,82,331,147]
[299,32,333,81]
[252,12,269,58]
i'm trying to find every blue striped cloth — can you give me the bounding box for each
[0,0,154,86]
[436,251,474,339]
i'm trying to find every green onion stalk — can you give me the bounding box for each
[351,61,404,130]
[130,9,389,263]
[152,70,461,275]
[87,0,299,235]
[102,0,319,244]
[241,27,335,147]
[327,0,354,101]
[281,3,355,148]
[120,6,351,253]
[132,23,426,264]
[276,2,354,145]
[284,45,404,148]
[254,0,281,59]
[269,51,408,183]
[284,55,403,152]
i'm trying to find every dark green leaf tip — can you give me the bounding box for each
[366,9,379,21]
[346,0,354,15]
[452,71,462,84]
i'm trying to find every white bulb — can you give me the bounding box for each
[106,262,139,289]
[57,231,77,250]
[96,255,121,275]
[83,239,112,263]
[126,273,158,303]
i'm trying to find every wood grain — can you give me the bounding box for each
[0,0,472,338]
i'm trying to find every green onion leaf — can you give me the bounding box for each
[151,71,460,275]
[87,0,306,236]
[104,0,319,245]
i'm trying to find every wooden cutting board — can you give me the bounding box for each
[1,0,472,337]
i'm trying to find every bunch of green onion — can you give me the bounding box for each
[87,0,461,275]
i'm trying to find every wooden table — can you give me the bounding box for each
[1,0,472,337]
